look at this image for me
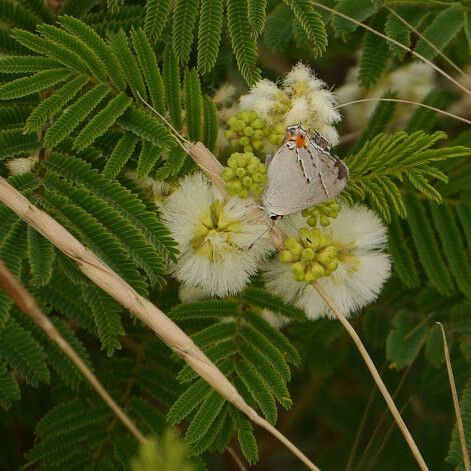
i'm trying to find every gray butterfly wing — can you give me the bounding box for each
[264,142,348,217]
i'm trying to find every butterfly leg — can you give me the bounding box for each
[295,148,312,183]
[306,146,329,197]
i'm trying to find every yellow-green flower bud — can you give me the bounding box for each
[235,167,246,178]
[242,176,252,187]
[301,248,315,261]
[279,250,296,263]
[291,261,305,276]
[244,126,254,137]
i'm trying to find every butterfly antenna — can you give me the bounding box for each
[136,91,191,150]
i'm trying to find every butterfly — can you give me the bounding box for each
[263,125,348,220]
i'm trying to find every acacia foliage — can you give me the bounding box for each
[0,1,470,470]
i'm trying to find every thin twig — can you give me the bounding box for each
[335,98,471,126]
[313,283,428,471]
[346,377,380,471]
[0,260,146,444]
[437,322,471,471]
[384,5,468,79]
[0,177,319,471]
[310,1,471,98]
[354,366,412,471]
[227,446,248,471]
[364,398,412,471]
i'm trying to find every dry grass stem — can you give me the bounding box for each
[311,1,471,99]
[0,260,146,444]
[335,98,471,126]
[437,322,470,471]
[0,177,319,471]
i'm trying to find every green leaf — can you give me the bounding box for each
[447,378,471,469]
[184,69,203,142]
[235,412,258,464]
[465,10,471,55]
[0,128,40,160]
[386,311,428,368]
[82,284,124,356]
[429,202,471,299]
[170,300,237,320]
[0,317,49,386]
[248,0,266,36]
[163,45,182,130]
[415,4,464,60]
[0,291,12,330]
[0,363,20,409]
[37,23,107,81]
[0,55,61,73]
[144,0,171,43]
[287,0,327,56]
[119,107,174,148]
[457,203,471,250]
[27,226,55,286]
[332,0,376,37]
[48,153,178,262]
[202,95,218,152]
[74,92,132,150]
[385,6,428,59]
[197,0,223,75]
[58,15,127,90]
[424,324,445,368]
[136,141,162,177]
[130,28,165,114]
[0,68,69,100]
[108,29,147,101]
[359,27,389,88]
[44,83,110,148]
[24,75,87,132]
[388,215,420,288]
[167,379,211,424]
[227,0,261,85]
[186,390,226,444]
[103,132,139,178]
[405,195,454,296]
[172,0,198,64]
[190,403,229,455]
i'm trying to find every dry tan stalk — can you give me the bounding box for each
[0,177,319,471]
[183,142,429,470]
[437,322,470,471]
[0,260,146,444]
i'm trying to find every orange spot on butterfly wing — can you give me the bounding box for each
[295,134,306,148]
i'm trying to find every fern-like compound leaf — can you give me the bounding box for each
[172,0,198,64]
[0,68,69,100]
[44,83,110,148]
[144,0,171,43]
[162,45,182,129]
[227,0,261,85]
[74,92,132,151]
[184,68,203,142]
[197,0,223,75]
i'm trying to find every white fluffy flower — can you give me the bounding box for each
[125,171,172,207]
[336,62,435,132]
[240,63,340,145]
[162,173,272,296]
[6,155,39,176]
[264,205,391,320]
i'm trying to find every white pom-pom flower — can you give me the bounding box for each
[240,62,340,145]
[6,155,39,176]
[264,205,391,320]
[162,173,272,296]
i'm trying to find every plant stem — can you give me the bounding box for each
[437,322,471,471]
[313,282,429,471]
[0,260,146,445]
[0,177,320,471]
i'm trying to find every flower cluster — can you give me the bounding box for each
[221,151,267,198]
[264,205,391,320]
[125,171,172,208]
[162,173,271,296]
[302,199,340,227]
[280,227,339,283]
[239,62,341,146]
[224,111,270,153]
[6,155,39,176]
